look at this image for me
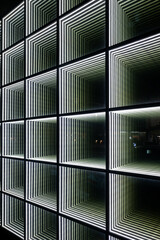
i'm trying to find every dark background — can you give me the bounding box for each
[0,227,21,240]
[0,0,22,19]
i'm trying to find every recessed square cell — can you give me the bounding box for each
[2,194,24,239]
[109,34,160,108]
[110,174,160,240]
[26,0,57,35]
[109,0,160,46]
[2,121,24,159]
[59,216,106,240]
[26,23,57,77]
[26,203,57,240]
[26,70,57,118]
[60,0,106,64]
[2,158,24,199]
[26,118,57,162]
[2,42,24,85]
[26,161,57,210]
[110,107,160,176]
[2,82,24,120]
[2,2,24,49]
[60,113,106,169]
[59,53,105,114]
[60,167,106,229]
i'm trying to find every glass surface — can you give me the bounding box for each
[59,216,106,240]
[60,0,106,64]
[2,3,24,49]
[26,118,57,162]
[26,203,57,239]
[2,42,24,85]
[26,162,57,210]
[2,194,24,239]
[3,82,24,120]
[2,121,24,158]
[26,23,57,77]
[110,107,160,176]
[2,158,24,199]
[60,167,106,229]
[110,174,160,240]
[109,0,160,46]
[26,70,56,118]
[109,34,160,108]
[26,0,57,35]
[59,53,105,114]
[60,113,106,169]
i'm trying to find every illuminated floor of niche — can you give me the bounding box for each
[5,154,24,159]
[28,155,57,162]
[28,192,57,210]
[62,158,105,169]
[113,209,160,240]
[113,160,160,176]
[62,200,106,229]
[4,187,24,199]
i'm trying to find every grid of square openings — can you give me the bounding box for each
[109,1,160,240]
[0,0,106,239]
